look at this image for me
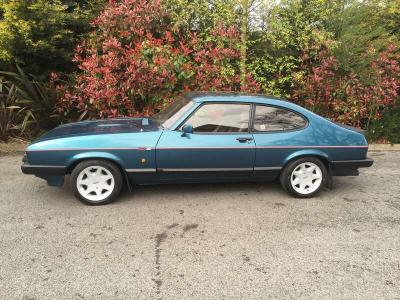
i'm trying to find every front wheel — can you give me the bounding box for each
[280,157,327,198]
[70,160,123,205]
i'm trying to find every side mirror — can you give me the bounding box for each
[181,124,193,137]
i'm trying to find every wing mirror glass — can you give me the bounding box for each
[181,124,193,136]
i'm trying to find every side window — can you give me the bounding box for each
[253,105,307,132]
[181,103,250,133]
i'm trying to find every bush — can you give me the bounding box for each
[57,0,259,120]
[292,45,400,133]
[0,0,106,76]
[367,103,400,144]
[0,81,34,141]
[0,65,60,141]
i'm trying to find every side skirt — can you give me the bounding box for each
[126,167,282,185]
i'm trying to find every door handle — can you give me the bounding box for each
[236,137,253,143]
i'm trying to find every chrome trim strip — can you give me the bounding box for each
[27,147,153,152]
[330,159,371,163]
[26,145,368,152]
[158,168,253,172]
[157,145,368,150]
[24,165,65,168]
[254,166,282,171]
[157,147,254,150]
[125,168,156,172]
[255,145,368,149]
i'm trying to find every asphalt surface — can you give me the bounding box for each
[0,151,399,300]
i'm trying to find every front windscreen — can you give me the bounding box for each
[152,96,195,129]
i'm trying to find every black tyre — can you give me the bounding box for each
[70,160,123,205]
[280,157,327,198]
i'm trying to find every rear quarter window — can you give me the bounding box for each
[253,105,307,132]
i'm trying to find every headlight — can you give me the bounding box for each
[22,153,28,163]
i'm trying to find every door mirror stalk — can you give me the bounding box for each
[181,124,193,137]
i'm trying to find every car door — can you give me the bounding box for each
[156,102,256,181]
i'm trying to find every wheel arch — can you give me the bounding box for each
[282,150,331,170]
[65,152,124,173]
[65,152,132,191]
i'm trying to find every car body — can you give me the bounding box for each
[21,92,373,204]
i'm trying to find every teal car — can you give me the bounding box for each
[21,92,373,205]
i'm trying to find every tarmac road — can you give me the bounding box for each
[0,151,399,299]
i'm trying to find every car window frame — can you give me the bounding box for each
[250,104,309,134]
[152,97,195,129]
[175,101,253,135]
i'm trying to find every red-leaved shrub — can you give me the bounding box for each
[57,0,259,119]
[292,45,400,129]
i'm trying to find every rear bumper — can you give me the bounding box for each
[330,158,374,176]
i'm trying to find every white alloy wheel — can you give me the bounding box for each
[290,162,323,195]
[76,166,115,202]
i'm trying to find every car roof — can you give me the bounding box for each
[184,92,304,112]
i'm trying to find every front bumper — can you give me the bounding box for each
[21,162,66,186]
[21,163,66,175]
[330,158,374,176]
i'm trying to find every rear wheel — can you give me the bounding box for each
[280,157,327,198]
[70,160,123,205]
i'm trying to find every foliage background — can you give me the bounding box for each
[0,0,399,142]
